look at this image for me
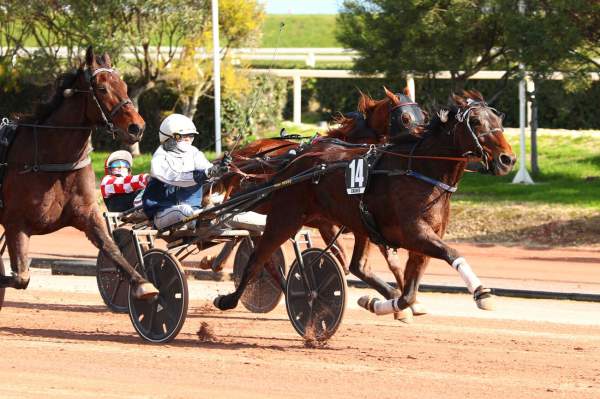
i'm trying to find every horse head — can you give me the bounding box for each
[436,90,515,176]
[357,87,426,140]
[65,46,145,145]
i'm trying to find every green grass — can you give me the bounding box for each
[454,130,600,208]
[261,15,340,48]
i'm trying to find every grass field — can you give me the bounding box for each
[261,15,339,48]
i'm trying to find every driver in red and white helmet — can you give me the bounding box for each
[100,150,149,212]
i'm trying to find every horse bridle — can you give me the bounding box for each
[64,67,133,135]
[454,100,503,171]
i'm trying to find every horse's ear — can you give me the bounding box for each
[403,86,411,98]
[451,93,467,107]
[358,91,374,113]
[100,52,112,67]
[383,86,397,103]
[85,46,96,68]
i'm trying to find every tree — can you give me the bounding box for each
[166,0,264,118]
[337,0,598,96]
[0,2,30,91]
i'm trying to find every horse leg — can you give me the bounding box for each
[317,223,349,274]
[78,210,158,300]
[379,246,428,316]
[214,209,305,311]
[0,229,31,289]
[348,234,399,299]
[360,230,494,314]
[350,237,411,322]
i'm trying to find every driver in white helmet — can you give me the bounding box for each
[142,113,230,229]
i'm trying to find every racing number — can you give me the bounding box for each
[346,158,368,195]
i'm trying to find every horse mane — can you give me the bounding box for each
[21,69,82,124]
[324,91,388,139]
[23,52,112,124]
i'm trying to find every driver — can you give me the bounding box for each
[100,150,149,212]
[142,113,230,229]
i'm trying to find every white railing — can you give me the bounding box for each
[2,47,358,67]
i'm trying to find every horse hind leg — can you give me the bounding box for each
[0,229,31,289]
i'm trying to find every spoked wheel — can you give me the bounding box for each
[285,248,347,341]
[128,249,188,343]
[96,228,138,313]
[233,237,286,313]
[0,258,5,311]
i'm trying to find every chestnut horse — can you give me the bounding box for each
[0,47,158,299]
[219,88,427,317]
[214,91,516,320]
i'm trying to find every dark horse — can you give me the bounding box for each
[0,47,158,299]
[214,91,516,318]
[217,87,428,318]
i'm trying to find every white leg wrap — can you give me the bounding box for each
[373,298,400,315]
[451,257,482,294]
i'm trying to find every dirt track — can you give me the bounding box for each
[2,272,600,399]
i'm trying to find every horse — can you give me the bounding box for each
[0,47,158,300]
[217,87,429,318]
[213,90,516,321]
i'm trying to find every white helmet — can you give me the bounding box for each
[158,113,198,143]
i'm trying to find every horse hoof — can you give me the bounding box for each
[476,296,496,311]
[474,286,495,311]
[213,294,237,311]
[410,301,428,316]
[357,295,378,313]
[394,308,413,324]
[133,282,159,300]
[13,276,30,290]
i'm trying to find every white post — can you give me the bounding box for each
[526,76,535,127]
[512,68,534,184]
[293,73,302,124]
[306,51,316,67]
[211,0,222,154]
[406,73,416,101]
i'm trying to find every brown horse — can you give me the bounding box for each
[218,87,427,317]
[214,91,516,319]
[0,47,158,299]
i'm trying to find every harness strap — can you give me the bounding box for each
[20,155,92,174]
[358,200,393,247]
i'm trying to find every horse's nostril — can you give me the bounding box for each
[128,124,141,135]
[498,153,515,167]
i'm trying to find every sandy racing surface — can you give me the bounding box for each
[2,270,600,399]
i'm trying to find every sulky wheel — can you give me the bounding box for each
[0,258,5,311]
[233,237,286,313]
[286,248,347,341]
[128,249,188,343]
[96,228,138,313]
